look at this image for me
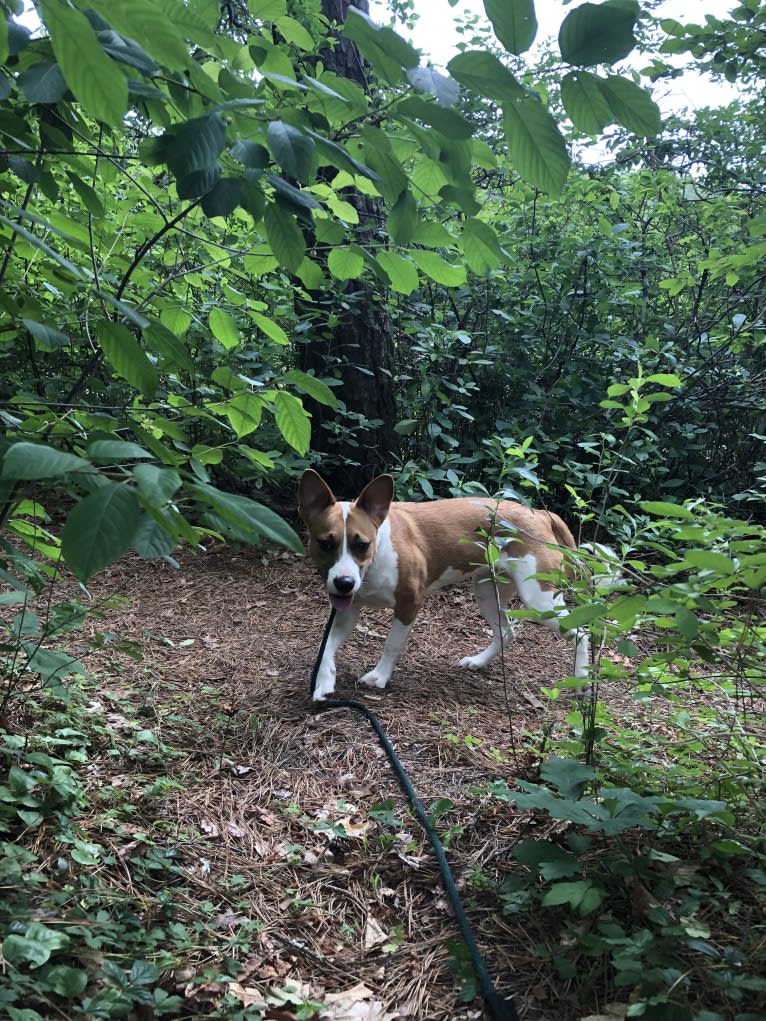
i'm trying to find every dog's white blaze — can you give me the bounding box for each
[326,501,363,594]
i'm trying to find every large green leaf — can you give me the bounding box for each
[62,484,140,581]
[559,2,637,66]
[2,442,90,480]
[483,0,537,55]
[131,513,176,560]
[327,246,365,281]
[274,391,310,454]
[411,251,466,287]
[461,218,506,276]
[395,96,473,140]
[97,321,158,395]
[209,308,240,350]
[87,0,192,69]
[17,61,68,103]
[405,66,460,107]
[264,202,306,272]
[161,113,227,179]
[342,8,419,84]
[502,98,570,196]
[142,320,196,373]
[87,440,153,463]
[221,392,264,438]
[376,250,420,295]
[190,482,304,552]
[560,70,613,133]
[250,311,289,345]
[283,369,337,407]
[267,121,315,182]
[447,51,526,103]
[132,464,182,505]
[38,0,128,125]
[598,75,661,136]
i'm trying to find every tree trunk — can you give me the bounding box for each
[296,0,398,493]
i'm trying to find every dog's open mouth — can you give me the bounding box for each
[329,593,354,612]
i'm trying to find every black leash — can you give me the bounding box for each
[310,608,519,1021]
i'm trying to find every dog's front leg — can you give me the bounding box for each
[313,606,360,701]
[360,617,415,690]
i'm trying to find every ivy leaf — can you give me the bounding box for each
[559,2,637,66]
[267,120,315,182]
[62,484,141,581]
[97,321,158,395]
[264,202,306,273]
[38,0,128,125]
[502,97,570,196]
[483,0,537,55]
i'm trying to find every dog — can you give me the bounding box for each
[298,468,590,701]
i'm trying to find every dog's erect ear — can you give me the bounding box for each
[298,468,336,524]
[356,474,395,526]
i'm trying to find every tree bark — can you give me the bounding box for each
[296,0,398,493]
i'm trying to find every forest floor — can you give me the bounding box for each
[8,544,765,1020]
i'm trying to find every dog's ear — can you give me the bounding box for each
[356,474,395,526]
[298,468,336,524]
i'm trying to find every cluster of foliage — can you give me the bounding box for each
[1,0,765,1018]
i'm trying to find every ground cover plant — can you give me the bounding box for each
[1,0,765,1018]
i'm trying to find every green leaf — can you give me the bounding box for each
[142,320,196,373]
[17,61,68,103]
[264,202,306,273]
[43,965,88,999]
[483,0,537,55]
[641,501,696,520]
[447,51,526,103]
[201,177,241,218]
[646,372,682,387]
[274,390,310,454]
[343,8,419,84]
[560,70,613,133]
[249,0,287,19]
[328,246,365,281]
[387,189,418,245]
[190,482,304,552]
[597,75,661,136]
[250,310,289,345]
[283,369,337,407]
[2,923,70,969]
[675,606,699,639]
[87,0,190,69]
[502,97,570,196]
[132,464,182,504]
[411,250,466,287]
[376,250,420,295]
[461,218,506,276]
[62,484,141,581]
[220,392,264,438]
[23,645,85,684]
[132,513,176,559]
[2,442,90,480]
[161,112,227,178]
[683,550,735,575]
[97,321,158,396]
[561,601,605,629]
[559,2,637,66]
[209,308,240,350]
[87,440,153,463]
[268,120,315,182]
[38,1,128,125]
[395,96,473,139]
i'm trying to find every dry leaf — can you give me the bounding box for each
[363,916,388,953]
[229,982,267,1008]
[200,818,220,838]
[320,981,399,1020]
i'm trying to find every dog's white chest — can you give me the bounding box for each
[358,519,399,607]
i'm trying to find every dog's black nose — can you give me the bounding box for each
[333,576,355,594]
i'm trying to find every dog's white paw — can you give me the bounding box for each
[312,669,336,702]
[459,654,488,670]
[359,668,389,689]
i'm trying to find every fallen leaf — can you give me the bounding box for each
[363,916,388,953]
[228,982,267,1008]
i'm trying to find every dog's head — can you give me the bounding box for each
[298,469,394,611]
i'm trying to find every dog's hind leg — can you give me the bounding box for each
[509,553,590,682]
[460,573,517,670]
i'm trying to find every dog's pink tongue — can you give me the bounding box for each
[330,593,354,612]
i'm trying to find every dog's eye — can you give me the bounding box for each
[317,537,336,553]
[352,540,371,557]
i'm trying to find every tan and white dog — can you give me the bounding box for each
[298,468,589,702]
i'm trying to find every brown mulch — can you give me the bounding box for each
[8,545,763,1020]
